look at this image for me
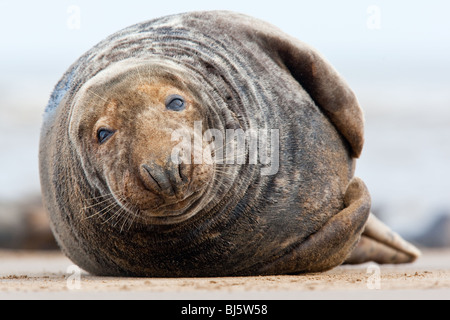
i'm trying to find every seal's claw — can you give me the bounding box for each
[345,213,421,265]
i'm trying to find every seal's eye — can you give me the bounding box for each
[165,95,186,112]
[97,128,115,144]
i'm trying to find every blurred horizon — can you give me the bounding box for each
[1,1,450,238]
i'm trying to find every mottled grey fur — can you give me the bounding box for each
[40,11,416,277]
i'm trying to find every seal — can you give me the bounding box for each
[39,11,420,277]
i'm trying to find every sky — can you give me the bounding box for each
[1,0,449,80]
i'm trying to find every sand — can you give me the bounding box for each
[1,249,450,300]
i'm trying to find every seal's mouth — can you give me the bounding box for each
[134,187,209,225]
[108,169,213,226]
[142,189,204,217]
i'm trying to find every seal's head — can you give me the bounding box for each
[69,60,214,225]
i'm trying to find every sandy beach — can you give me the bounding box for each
[1,248,449,300]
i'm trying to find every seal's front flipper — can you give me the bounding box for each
[257,177,371,275]
[345,214,421,265]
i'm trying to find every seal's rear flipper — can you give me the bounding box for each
[345,214,421,265]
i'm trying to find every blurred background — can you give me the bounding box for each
[0,0,449,249]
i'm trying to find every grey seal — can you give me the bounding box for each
[39,11,420,277]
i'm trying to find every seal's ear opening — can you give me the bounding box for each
[259,34,365,158]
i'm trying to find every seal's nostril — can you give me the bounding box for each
[141,163,180,198]
[141,164,162,193]
[179,163,187,182]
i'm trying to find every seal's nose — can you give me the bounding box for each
[140,160,188,200]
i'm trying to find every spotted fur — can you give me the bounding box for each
[40,11,373,277]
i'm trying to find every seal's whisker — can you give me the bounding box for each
[112,206,129,228]
[213,167,232,172]
[89,191,131,224]
[87,87,131,113]
[122,197,140,219]
[118,209,139,233]
[83,192,116,202]
[102,191,140,232]
[213,159,247,165]
[213,166,238,173]
[125,208,140,232]
[213,169,235,177]
[214,182,233,193]
[209,138,243,154]
[102,195,128,225]
[209,139,234,153]
[119,205,139,233]
[212,152,248,163]
[104,207,126,226]
[83,205,114,221]
[82,195,116,210]
[211,173,234,191]
[118,211,131,232]
[82,200,120,221]
[87,88,108,103]
[213,173,234,183]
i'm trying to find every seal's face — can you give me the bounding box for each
[69,62,214,225]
